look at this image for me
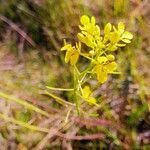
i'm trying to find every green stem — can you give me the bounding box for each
[73,66,80,115]
[44,91,75,107]
[46,86,74,91]
[80,63,93,79]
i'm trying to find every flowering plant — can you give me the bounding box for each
[47,15,133,115]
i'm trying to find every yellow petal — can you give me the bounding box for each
[122,31,133,39]
[77,33,85,42]
[104,23,112,35]
[97,69,108,83]
[116,43,126,47]
[95,25,100,36]
[91,16,96,25]
[76,42,81,51]
[118,22,125,34]
[92,64,100,74]
[109,32,120,43]
[121,38,131,43]
[92,64,108,83]
[61,44,72,51]
[78,33,94,48]
[87,97,97,105]
[97,56,108,64]
[82,86,91,99]
[107,54,115,61]
[107,44,118,51]
[80,15,90,25]
[70,50,79,65]
[65,50,72,63]
[106,62,117,72]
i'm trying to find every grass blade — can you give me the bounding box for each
[43,91,75,107]
[0,113,49,132]
[0,91,49,117]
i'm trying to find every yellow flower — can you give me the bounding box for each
[104,22,133,51]
[82,86,97,105]
[117,22,133,43]
[77,15,101,50]
[61,42,81,65]
[92,55,117,83]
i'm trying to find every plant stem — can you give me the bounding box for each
[46,86,74,91]
[44,91,75,107]
[80,62,93,79]
[73,66,80,115]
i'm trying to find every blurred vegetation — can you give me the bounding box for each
[0,0,149,149]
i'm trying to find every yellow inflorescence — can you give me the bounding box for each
[61,15,133,83]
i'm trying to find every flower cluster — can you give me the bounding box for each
[61,15,133,85]
[59,15,134,108]
[61,41,81,65]
[92,55,117,83]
